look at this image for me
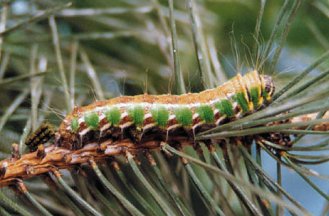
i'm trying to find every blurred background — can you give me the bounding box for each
[0,0,329,215]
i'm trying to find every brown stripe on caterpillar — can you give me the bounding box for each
[55,70,275,150]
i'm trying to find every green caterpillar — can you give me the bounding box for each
[55,70,274,149]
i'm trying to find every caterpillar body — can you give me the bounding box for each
[56,70,275,150]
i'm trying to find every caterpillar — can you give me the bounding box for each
[0,70,276,187]
[55,70,274,150]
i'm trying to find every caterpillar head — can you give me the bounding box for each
[262,75,275,101]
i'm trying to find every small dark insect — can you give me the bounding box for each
[25,122,55,151]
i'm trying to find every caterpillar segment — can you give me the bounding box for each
[55,70,275,150]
